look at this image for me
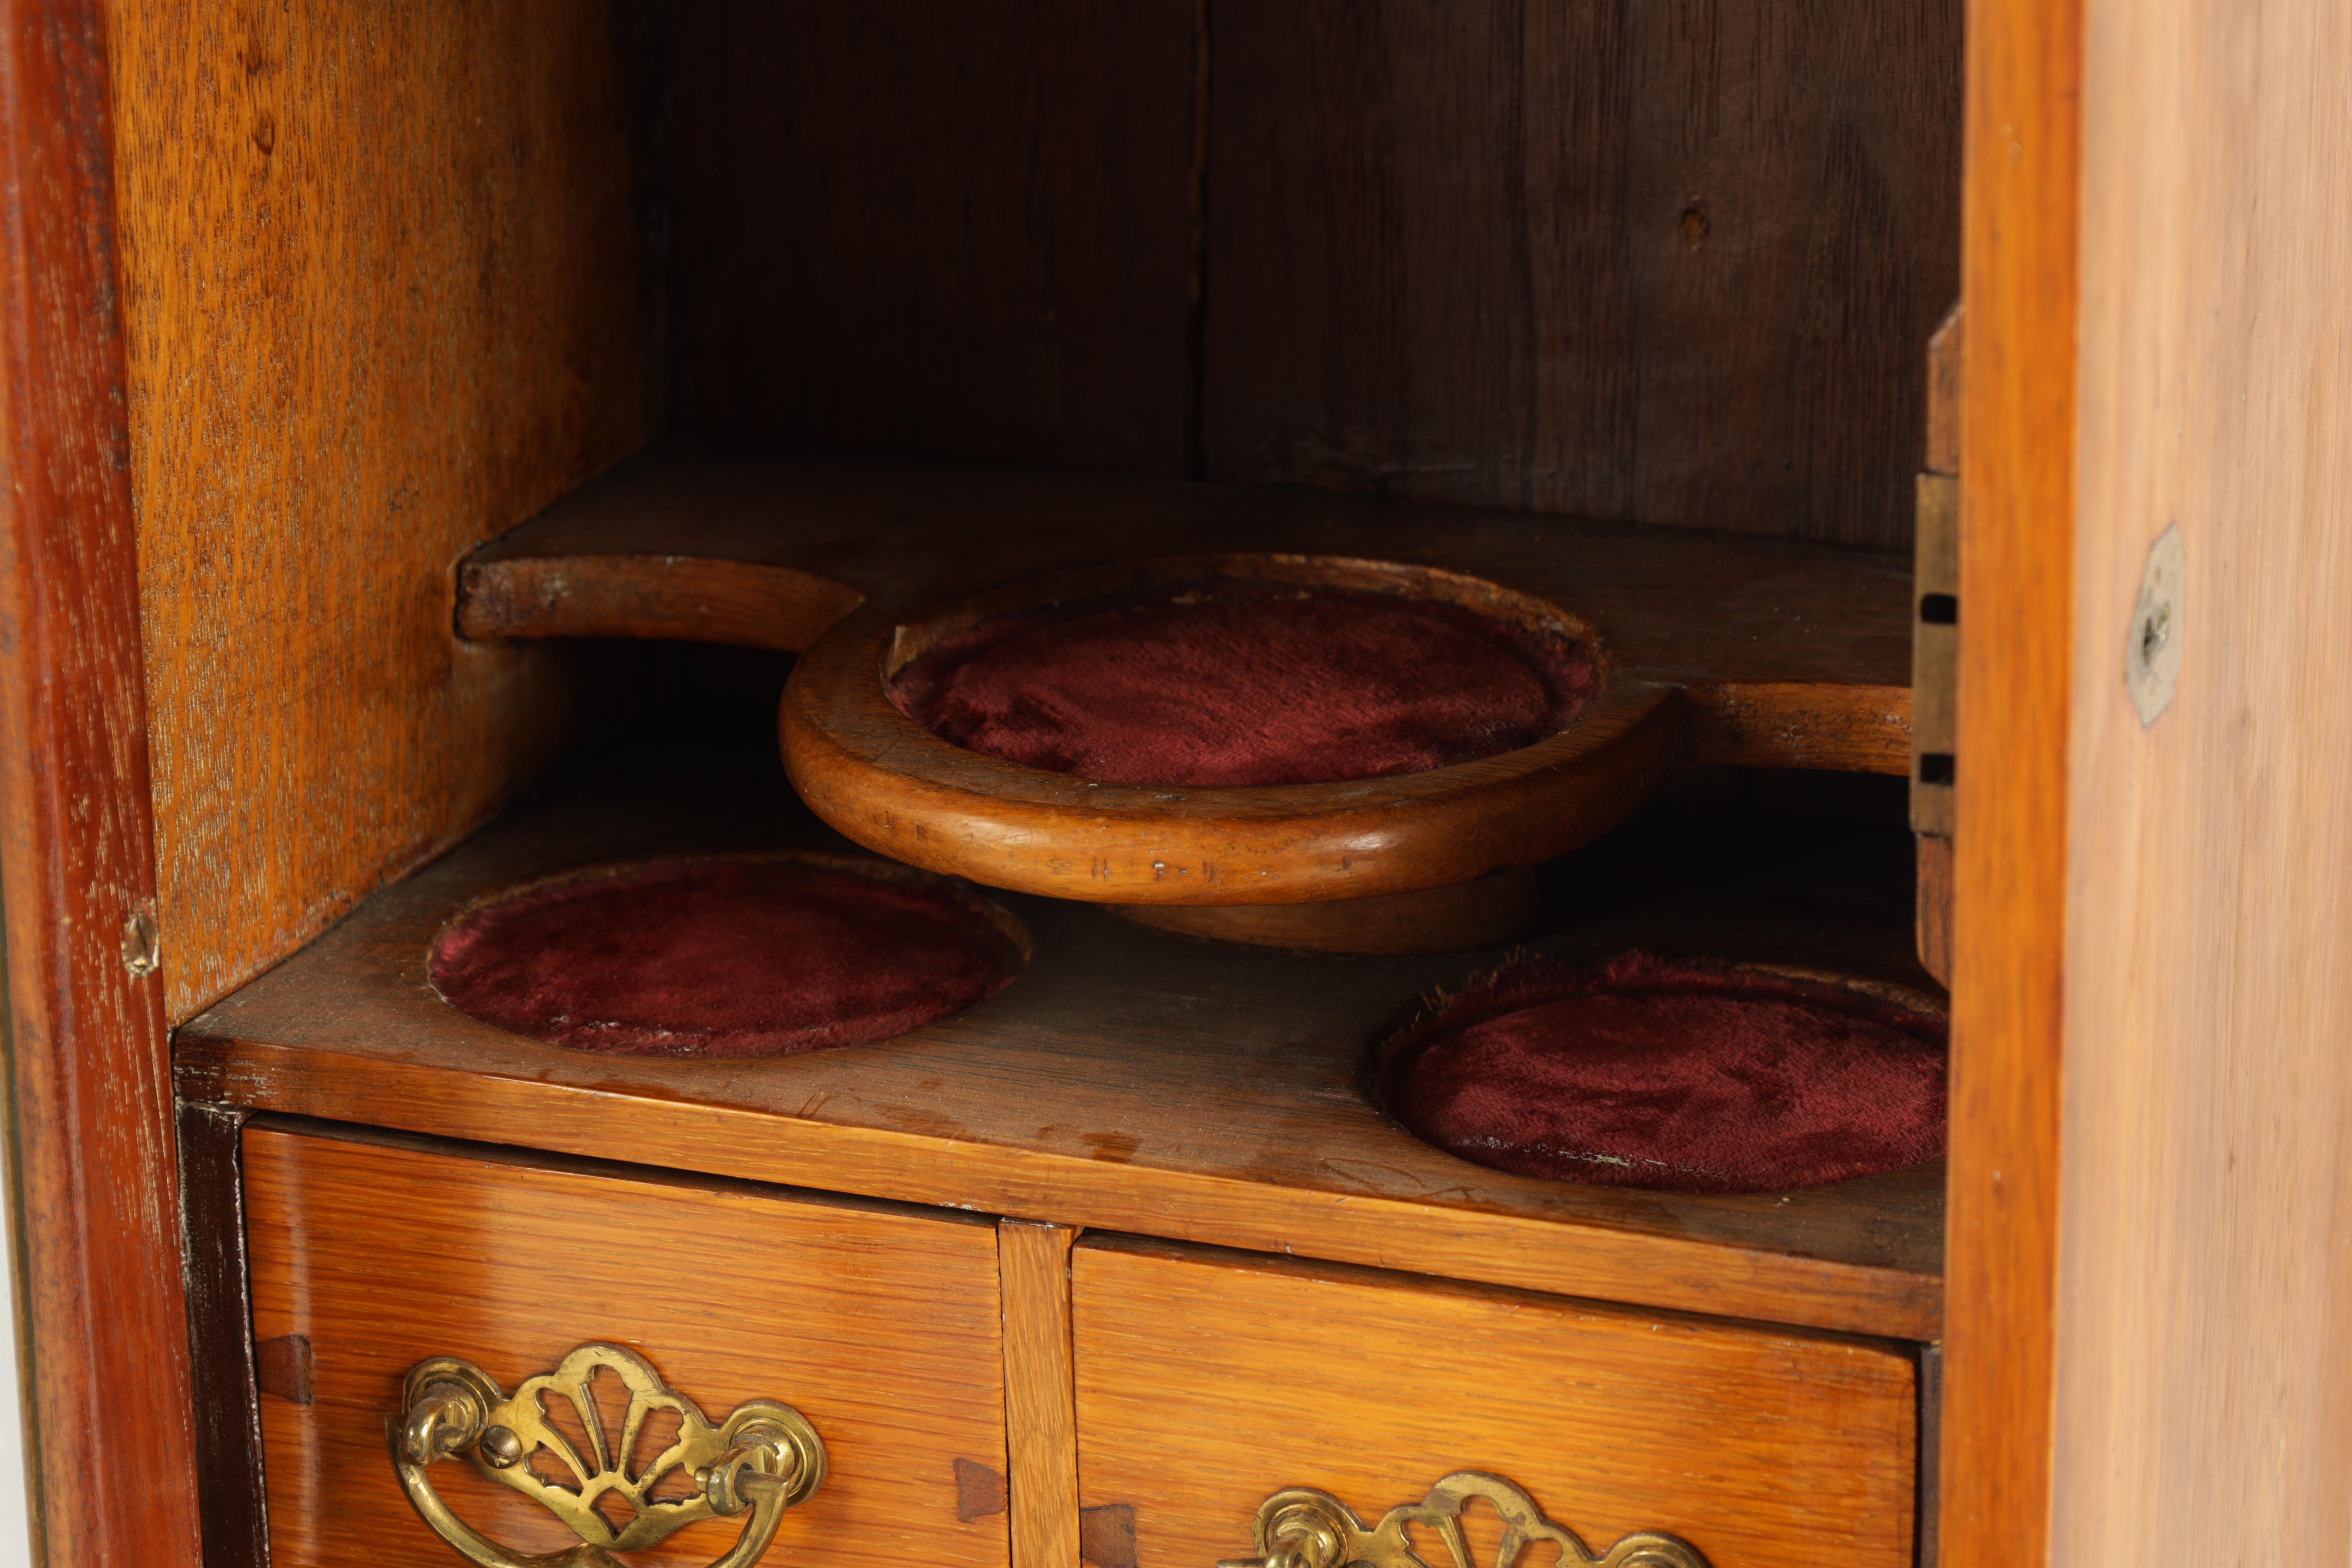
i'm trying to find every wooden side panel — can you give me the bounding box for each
[1070,1237,1916,1568]
[242,1122,1010,1568]
[1939,0,2079,1559]
[0,3,202,1561]
[1203,0,1962,548]
[2056,0,2352,1559]
[666,0,1198,475]
[106,0,659,1022]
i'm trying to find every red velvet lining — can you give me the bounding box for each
[1380,951,1947,1194]
[429,856,1023,1058]
[888,580,1599,787]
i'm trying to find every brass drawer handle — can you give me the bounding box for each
[1218,1471,1708,1568]
[392,1342,825,1568]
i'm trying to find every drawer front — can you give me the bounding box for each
[1071,1237,1917,1568]
[243,1124,1011,1568]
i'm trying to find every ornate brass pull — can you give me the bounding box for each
[391,1342,825,1568]
[1217,1472,1709,1568]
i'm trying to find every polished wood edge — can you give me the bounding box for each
[1942,0,2082,1557]
[1927,303,1966,478]
[1681,681,1914,774]
[1916,834,1954,987]
[240,1110,1001,1229]
[0,4,202,1562]
[1916,1340,1944,1568]
[1073,1231,1922,1355]
[783,607,1685,905]
[1113,867,1540,954]
[457,553,865,652]
[1000,1220,1081,1568]
[179,1103,266,1568]
[176,1042,1943,1341]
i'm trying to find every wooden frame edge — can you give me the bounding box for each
[1942,0,2083,1561]
[0,1,202,1562]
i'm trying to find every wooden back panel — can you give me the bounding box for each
[1204,0,1961,549]
[107,0,659,1021]
[666,0,1960,549]
[2054,0,2352,1556]
[666,0,1199,477]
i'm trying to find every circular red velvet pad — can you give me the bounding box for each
[429,856,1025,1059]
[1379,951,1947,1194]
[888,580,1599,787]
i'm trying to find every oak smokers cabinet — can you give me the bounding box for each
[0,2,2343,1568]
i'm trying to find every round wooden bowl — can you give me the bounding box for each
[779,553,1685,951]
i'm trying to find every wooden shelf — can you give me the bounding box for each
[176,727,1943,1343]
[460,440,1918,775]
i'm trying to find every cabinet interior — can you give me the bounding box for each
[126,0,1962,1315]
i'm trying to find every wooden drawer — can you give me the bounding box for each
[241,1122,1011,1568]
[1071,1237,1918,1568]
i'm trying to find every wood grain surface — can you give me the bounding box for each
[1913,305,1961,987]
[1939,0,2080,1557]
[785,612,1680,908]
[772,549,1898,911]
[0,4,203,1563]
[107,0,660,1022]
[1070,1235,1917,1568]
[1203,0,1960,550]
[242,1118,1011,1568]
[2053,0,2352,1558]
[176,744,1944,1341]
[1000,1222,1081,1568]
[460,555,866,653]
[666,0,1196,475]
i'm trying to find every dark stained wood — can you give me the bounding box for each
[1077,1508,1136,1568]
[666,0,1197,474]
[458,443,1916,766]
[179,1102,268,1568]
[175,743,1945,1341]
[955,1461,1010,1524]
[254,1336,314,1407]
[108,0,662,1023]
[1203,0,1962,550]
[0,4,203,1562]
[1941,0,2080,1555]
